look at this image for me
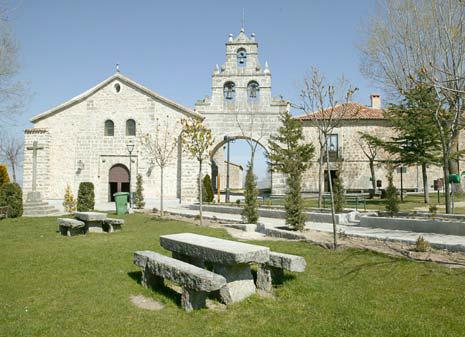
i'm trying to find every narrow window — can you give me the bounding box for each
[223,82,236,101]
[237,48,247,67]
[247,81,260,100]
[126,119,136,136]
[105,120,114,136]
[114,83,121,93]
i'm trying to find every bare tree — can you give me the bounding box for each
[358,132,382,198]
[234,101,267,166]
[360,0,465,212]
[0,132,23,182]
[297,67,358,249]
[0,9,25,124]
[180,118,214,225]
[139,117,180,216]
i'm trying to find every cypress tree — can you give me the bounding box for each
[241,162,259,224]
[134,174,145,209]
[77,182,95,212]
[385,169,400,216]
[202,174,214,203]
[333,173,345,213]
[267,111,314,230]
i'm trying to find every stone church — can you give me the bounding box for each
[23,28,452,213]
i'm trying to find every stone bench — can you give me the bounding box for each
[256,252,307,292]
[103,218,124,232]
[134,250,227,312]
[57,218,86,236]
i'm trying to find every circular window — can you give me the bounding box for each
[114,83,121,93]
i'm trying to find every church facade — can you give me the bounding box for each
[23,73,202,210]
[23,28,459,212]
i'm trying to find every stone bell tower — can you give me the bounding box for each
[195,28,288,195]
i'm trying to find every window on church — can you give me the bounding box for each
[105,120,114,136]
[247,81,259,100]
[237,48,247,67]
[126,119,136,136]
[223,82,236,101]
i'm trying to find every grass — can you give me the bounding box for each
[1,214,465,337]
[261,192,465,213]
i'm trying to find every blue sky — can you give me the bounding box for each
[7,0,379,182]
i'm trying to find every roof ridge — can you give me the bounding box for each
[30,73,202,123]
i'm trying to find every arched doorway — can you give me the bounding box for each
[108,164,130,201]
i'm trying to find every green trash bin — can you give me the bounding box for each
[114,192,129,215]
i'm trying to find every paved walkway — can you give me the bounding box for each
[167,206,465,252]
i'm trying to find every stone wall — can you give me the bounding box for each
[301,119,447,193]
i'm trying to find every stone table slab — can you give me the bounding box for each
[160,232,270,264]
[57,218,85,228]
[74,212,107,222]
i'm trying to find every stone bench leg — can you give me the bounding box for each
[172,252,205,268]
[257,265,284,292]
[141,266,164,289]
[256,264,273,292]
[181,288,207,312]
[213,263,255,304]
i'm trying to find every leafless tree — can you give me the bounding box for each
[360,0,465,212]
[0,131,23,182]
[358,131,384,198]
[139,116,180,216]
[0,8,25,124]
[234,101,267,166]
[297,67,358,249]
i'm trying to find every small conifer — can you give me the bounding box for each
[62,184,77,213]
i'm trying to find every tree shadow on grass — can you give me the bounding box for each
[127,271,181,306]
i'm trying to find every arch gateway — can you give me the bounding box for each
[195,29,287,195]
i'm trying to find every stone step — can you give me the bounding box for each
[23,201,50,207]
[23,205,57,211]
[23,209,60,216]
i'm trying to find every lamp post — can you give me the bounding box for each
[126,142,135,208]
[224,135,231,203]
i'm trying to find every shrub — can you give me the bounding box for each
[202,174,214,203]
[333,173,345,213]
[428,204,438,219]
[134,174,145,209]
[0,182,23,217]
[241,163,259,224]
[77,182,95,212]
[415,235,431,252]
[0,164,9,187]
[385,169,399,215]
[62,184,77,213]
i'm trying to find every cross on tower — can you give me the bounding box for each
[26,141,44,192]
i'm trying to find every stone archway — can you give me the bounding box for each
[210,136,272,196]
[108,164,130,201]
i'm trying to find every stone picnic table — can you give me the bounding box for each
[58,211,124,236]
[160,232,270,303]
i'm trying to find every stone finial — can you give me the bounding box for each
[214,64,220,74]
[251,32,256,41]
[228,33,233,42]
[264,61,270,75]
[116,64,120,73]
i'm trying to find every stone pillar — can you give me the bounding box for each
[181,288,207,312]
[213,263,256,304]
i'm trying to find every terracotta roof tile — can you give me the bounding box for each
[295,102,384,121]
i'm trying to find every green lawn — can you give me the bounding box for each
[1,214,464,337]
